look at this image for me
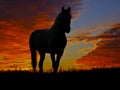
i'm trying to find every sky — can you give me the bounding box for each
[0,0,120,72]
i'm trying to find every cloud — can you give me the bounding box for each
[0,56,4,60]
[0,0,84,52]
[0,0,84,70]
[0,20,30,63]
[76,24,120,68]
[67,24,120,45]
[0,0,83,29]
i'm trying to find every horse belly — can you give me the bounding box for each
[29,30,50,52]
[37,38,50,52]
[49,36,67,50]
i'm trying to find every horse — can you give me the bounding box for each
[29,7,71,73]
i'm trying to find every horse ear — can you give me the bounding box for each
[68,7,71,12]
[62,7,65,12]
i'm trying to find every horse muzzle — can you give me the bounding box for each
[65,27,71,33]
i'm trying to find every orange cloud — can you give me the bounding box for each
[76,24,120,69]
[0,0,84,70]
[0,21,30,61]
[0,0,83,29]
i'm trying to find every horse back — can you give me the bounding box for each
[29,30,49,51]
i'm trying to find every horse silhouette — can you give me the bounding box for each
[29,7,71,73]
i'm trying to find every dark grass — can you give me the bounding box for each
[0,67,120,89]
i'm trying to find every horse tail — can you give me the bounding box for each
[30,49,37,72]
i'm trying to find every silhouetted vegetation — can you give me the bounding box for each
[0,67,120,89]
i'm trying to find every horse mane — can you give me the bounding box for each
[50,12,62,31]
[50,7,71,33]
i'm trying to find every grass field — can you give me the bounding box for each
[0,67,120,89]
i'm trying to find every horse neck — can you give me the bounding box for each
[49,13,65,34]
[49,26,65,37]
[50,22,65,36]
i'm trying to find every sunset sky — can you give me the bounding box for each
[0,0,120,71]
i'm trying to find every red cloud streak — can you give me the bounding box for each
[76,24,120,69]
[0,0,83,70]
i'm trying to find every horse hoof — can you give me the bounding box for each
[39,69,43,73]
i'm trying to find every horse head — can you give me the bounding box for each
[55,7,72,33]
[61,7,71,33]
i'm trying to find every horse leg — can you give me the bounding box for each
[56,51,63,72]
[50,53,56,73]
[38,52,45,73]
[31,49,37,72]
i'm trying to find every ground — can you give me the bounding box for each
[0,67,120,89]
